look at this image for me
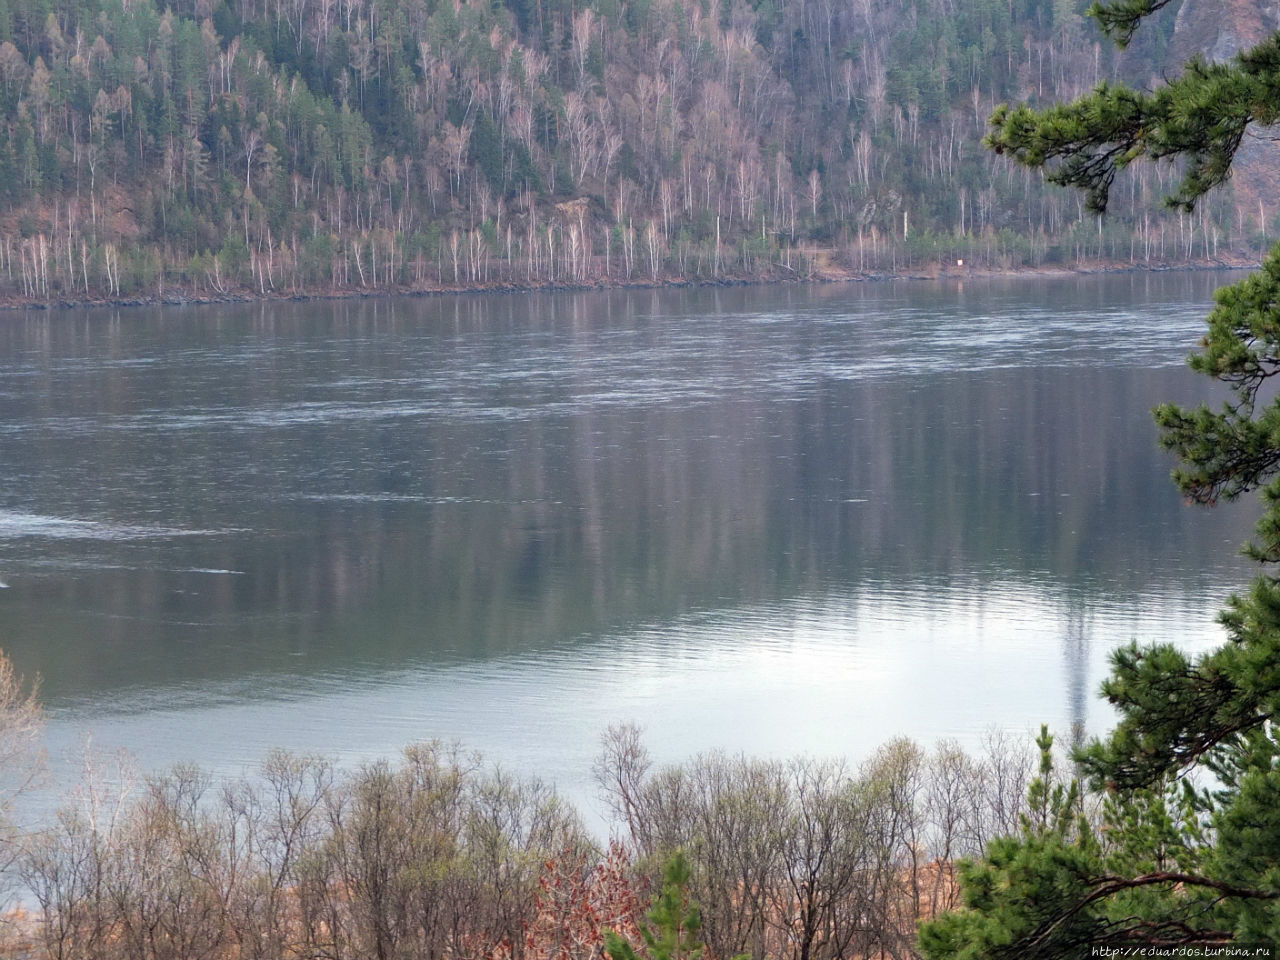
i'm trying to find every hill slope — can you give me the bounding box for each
[0,0,1266,302]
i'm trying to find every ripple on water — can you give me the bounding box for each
[0,509,234,541]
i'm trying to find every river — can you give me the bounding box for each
[0,272,1259,824]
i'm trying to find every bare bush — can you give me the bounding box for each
[0,648,43,953]
[0,649,43,844]
[13,720,1038,960]
[594,724,1035,960]
[20,741,602,960]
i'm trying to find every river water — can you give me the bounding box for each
[0,273,1261,822]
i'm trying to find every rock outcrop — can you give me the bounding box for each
[1168,0,1280,234]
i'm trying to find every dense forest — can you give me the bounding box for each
[0,0,1259,301]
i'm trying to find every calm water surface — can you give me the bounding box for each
[0,273,1260,821]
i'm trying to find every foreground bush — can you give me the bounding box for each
[596,725,1034,960]
[18,744,602,960]
[4,725,1036,960]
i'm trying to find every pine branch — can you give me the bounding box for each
[1087,0,1179,48]
[1012,873,1268,958]
[1086,872,1280,902]
[988,35,1280,215]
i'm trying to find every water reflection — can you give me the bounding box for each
[0,273,1261,808]
[32,580,1230,824]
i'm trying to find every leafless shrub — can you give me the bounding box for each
[19,740,598,960]
[595,724,1036,960]
[13,716,1038,960]
[0,649,44,955]
[0,649,44,863]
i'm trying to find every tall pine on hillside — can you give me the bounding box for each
[921,1,1280,955]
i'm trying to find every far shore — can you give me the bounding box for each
[0,253,1261,313]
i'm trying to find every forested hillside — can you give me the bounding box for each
[0,0,1263,301]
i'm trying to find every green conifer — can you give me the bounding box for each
[923,1,1280,955]
[605,852,706,960]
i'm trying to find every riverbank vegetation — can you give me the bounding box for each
[0,644,1048,960]
[0,0,1262,304]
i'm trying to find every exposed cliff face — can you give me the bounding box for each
[1168,0,1280,63]
[1169,0,1280,231]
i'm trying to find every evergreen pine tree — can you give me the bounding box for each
[604,852,708,960]
[922,1,1280,956]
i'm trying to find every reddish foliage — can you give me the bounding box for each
[499,842,648,960]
